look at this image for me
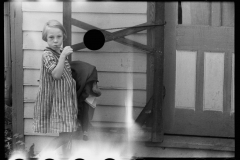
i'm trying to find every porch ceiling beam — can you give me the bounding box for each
[71,18,155,52]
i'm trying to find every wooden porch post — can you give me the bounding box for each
[150,2,165,142]
[63,1,72,63]
[10,2,24,149]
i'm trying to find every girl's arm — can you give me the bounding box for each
[51,46,73,79]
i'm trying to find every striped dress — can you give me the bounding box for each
[33,47,78,133]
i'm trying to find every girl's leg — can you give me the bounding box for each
[37,132,72,156]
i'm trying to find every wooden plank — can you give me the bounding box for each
[195,51,204,112]
[23,31,147,53]
[146,2,155,128]
[4,2,10,72]
[22,1,63,12]
[24,102,142,120]
[22,1,147,13]
[22,12,146,32]
[24,86,146,107]
[23,50,43,68]
[181,2,210,25]
[165,109,234,137]
[146,135,235,151]
[23,69,146,90]
[63,1,72,62]
[163,2,178,132]
[176,25,234,52]
[181,2,192,25]
[72,2,147,13]
[22,12,62,31]
[231,53,234,115]
[222,2,234,27]
[72,51,146,73]
[10,1,24,149]
[151,2,164,142]
[203,52,224,112]
[175,51,196,110]
[223,52,232,113]
[211,2,221,26]
[23,50,147,72]
[71,31,147,52]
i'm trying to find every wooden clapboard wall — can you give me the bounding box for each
[22,2,147,152]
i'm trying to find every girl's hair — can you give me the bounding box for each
[42,20,67,42]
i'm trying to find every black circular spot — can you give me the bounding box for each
[84,29,105,50]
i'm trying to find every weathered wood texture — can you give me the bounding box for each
[195,51,204,112]
[162,2,177,132]
[176,25,234,52]
[222,2,234,27]
[146,135,234,151]
[23,31,146,52]
[182,2,210,25]
[231,54,234,115]
[181,2,234,27]
[22,2,147,13]
[151,2,164,142]
[10,2,24,149]
[4,3,10,72]
[165,109,234,137]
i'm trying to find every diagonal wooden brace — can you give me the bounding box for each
[71,18,156,53]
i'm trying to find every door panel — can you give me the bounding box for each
[164,2,234,137]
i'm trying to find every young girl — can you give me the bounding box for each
[33,20,78,157]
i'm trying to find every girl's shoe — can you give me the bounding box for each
[83,131,89,141]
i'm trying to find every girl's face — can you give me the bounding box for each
[46,27,63,51]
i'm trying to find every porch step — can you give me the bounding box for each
[145,135,235,152]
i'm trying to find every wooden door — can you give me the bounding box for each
[163,2,234,138]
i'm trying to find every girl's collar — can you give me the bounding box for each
[45,47,63,58]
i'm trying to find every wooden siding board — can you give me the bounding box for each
[24,86,146,107]
[23,50,146,73]
[24,104,143,121]
[176,25,234,52]
[10,2,24,149]
[72,51,146,73]
[72,2,147,13]
[22,2,147,13]
[23,69,146,90]
[23,12,146,32]
[71,32,147,49]
[22,12,63,31]
[223,52,232,113]
[195,51,204,112]
[231,53,234,115]
[23,31,146,53]
[22,2,63,12]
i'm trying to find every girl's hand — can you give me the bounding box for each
[61,46,73,57]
